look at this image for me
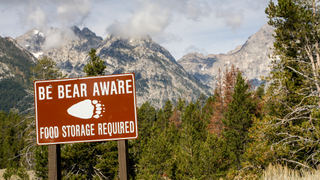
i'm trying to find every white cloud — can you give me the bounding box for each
[26,6,47,28]
[216,8,244,31]
[106,0,212,42]
[57,0,91,26]
[107,2,171,38]
[0,0,91,50]
[0,0,271,60]
[246,0,271,11]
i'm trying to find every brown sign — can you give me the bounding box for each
[34,73,138,145]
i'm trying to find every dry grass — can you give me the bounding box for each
[262,164,320,180]
[0,169,36,180]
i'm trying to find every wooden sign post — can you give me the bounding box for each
[48,145,61,180]
[118,140,129,180]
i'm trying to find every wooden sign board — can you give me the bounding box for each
[34,73,138,145]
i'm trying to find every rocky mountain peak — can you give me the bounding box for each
[15,26,104,77]
[178,24,275,89]
[101,34,176,63]
[71,26,102,42]
[15,27,211,108]
[15,28,45,57]
[182,52,205,59]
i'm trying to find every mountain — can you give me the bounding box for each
[178,24,275,88]
[0,36,36,112]
[15,27,211,108]
[16,27,103,77]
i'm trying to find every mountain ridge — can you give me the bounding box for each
[15,27,211,108]
[178,24,275,88]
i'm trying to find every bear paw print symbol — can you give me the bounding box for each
[67,99,105,119]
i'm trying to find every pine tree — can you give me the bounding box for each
[136,126,176,179]
[221,72,256,174]
[34,146,48,179]
[175,102,211,178]
[208,65,239,135]
[256,0,320,169]
[30,56,66,82]
[83,48,106,77]
[163,100,173,127]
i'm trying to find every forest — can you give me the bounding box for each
[2,0,320,179]
[0,65,266,179]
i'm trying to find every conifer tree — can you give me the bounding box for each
[136,125,176,179]
[137,101,156,140]
[30,56,66,82]
[83,48,106,77]
[163,100,173,127]
[221,72,256,173]
[175,102,211,178]
[208,65,239,135]
[0,111,27,169]
[255,0,320,169]
[133,101,157,162]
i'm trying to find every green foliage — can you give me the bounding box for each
[0,78,28,113]
[256,0,320,170]
[3,166,29,180]
[256,83,265,99]
[34,146,48,179]
[83,48,106,76]
[163,100,173,126]
[62,142,118,179]
[30,56,66,82]
[0,111,27,169]
[221,73,256,174]
[233,1,320,178]
[136,125,176,179]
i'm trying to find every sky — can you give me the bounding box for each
[0,0,271,60]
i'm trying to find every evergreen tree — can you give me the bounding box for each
[34,146,48,179]
[221,72,256,175]
[238,1,320,177]
[175,102,210,178]
[136,125,176,179]
[258,0,320,169]
[0,111,27,169]
[137,101,156,141]
[197,132,229,179]
[30,56,66,82]
[208,65,239,135]
[133,101,157,164]
[83,48,106,77]
[163,100,173,127]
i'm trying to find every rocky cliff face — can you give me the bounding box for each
[16,27,211,108]
[16,27,103,77]
[0,36,36,112]
[0,36,36,82]
[96,35,211,108]
[178,24,275,89]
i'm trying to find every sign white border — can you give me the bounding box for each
[34,73,138,145]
